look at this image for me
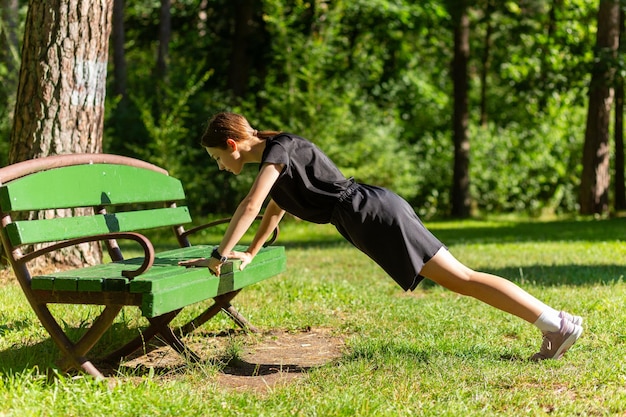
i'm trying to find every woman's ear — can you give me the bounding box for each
[225,138,238,151]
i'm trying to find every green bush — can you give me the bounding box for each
[470,103,585,215]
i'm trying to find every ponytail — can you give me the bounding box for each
[201,112,281,148]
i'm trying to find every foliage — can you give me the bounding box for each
[470,99,586,215]
[0,2,28,167]
[1,0,611,217]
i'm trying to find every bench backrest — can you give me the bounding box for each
[0,155,191,248]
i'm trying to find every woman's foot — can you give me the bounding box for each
[531,315,583,360]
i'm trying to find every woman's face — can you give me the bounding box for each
[206,143,242,175]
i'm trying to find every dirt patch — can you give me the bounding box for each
[119,327,346,393]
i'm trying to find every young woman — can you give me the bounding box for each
[182,112,583,360]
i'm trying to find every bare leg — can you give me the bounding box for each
[420,247,546,323]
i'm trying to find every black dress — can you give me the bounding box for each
[261,133,444,291]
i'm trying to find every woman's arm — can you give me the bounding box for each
[215,162,283,262]
[231,199,285,269]
[247,199,285,256]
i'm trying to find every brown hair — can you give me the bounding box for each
[200,112,281,149]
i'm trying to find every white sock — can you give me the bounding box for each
[533,310,561,333]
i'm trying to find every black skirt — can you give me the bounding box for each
[330,183,445,291]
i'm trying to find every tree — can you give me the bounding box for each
[10,0,113,267]
[478,0,494,127]
[449,0,471,218]
[615,7,625,211]
[579,0,620,215]
[229,0,256,97]
[155,0,171,82]
[112,0,127,99]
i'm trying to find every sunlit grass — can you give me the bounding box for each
[0,215,625,416]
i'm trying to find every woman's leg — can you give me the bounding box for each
[419,247,549,323]
[419,247,583,359]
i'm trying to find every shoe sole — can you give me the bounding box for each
[553,325,583,359]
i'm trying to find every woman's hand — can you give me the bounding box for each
[230,250,254,270]
[178,257,223,276]
[178,258,210,267]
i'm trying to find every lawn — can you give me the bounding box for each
[0,216,624,416]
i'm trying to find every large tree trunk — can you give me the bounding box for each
[112,0,127,98]
[579,0,620,215]
[479,0,493,127]
[9,0,113,268]
[615,8,626,211]
[450,2,471,218]
[155,0,171,82]
[229,0,255,97]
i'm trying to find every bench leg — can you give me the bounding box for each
[30,302,107,379]
[104,310,181,361]
[154,320,201,363]
[104,310,202,364]
[56,305,123,373]
[177,290,259,336]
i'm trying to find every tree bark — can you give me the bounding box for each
[615,8,626,211]
[479,0,493,127]
[112,0,127,98]
[451,2,471,218]
[155,0,171,82]
[9,0,113,268]
[579,0,620,215]
[229,0,255,97]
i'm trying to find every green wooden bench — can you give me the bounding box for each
[0,153,286,379]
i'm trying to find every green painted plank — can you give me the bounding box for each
[217,257,287,294]
[53,277,79,291]
[77,277,105,292]
[5,206,191,245]
[29,244,285,317]
[129,265,217,293]
[0,164,185,212]
[151,245,284,264]
[30,276,54,290]
[141,276,221,318]
[129,246,285,293]
[104,278,129,292]
[141,256,286,318]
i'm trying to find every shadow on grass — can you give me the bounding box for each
[482,264,624,286]
[0,326,315,379]
[418,265,626,290]
[132,217,625,253]
[426,217,625,245]
[417,263,624,290]
[0,323,131,377]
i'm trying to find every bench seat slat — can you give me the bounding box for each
[30,246,286,318]
[128,245,284,292]
[6,207,191,245]
[143,256,286,318]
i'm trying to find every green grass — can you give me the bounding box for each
[0,216,625,416]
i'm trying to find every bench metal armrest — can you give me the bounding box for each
[180,215,279,246]
[18,232,155,279]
